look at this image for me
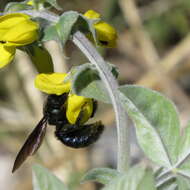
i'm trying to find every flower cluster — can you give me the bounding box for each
[84,10,117,48]
[0,10,117,124]
[0,13,38,68]
[35,73,94,125]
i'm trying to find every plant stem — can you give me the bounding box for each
[3,10,130,172]
[72,31,130,172]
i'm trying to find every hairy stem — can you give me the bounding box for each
[72,31,130,172]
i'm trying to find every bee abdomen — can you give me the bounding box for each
[55,122,104,148]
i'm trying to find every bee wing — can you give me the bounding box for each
[12,116,48,173]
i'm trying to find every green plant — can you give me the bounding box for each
[1,0,190,189]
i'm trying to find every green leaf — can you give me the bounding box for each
[71,15,90,34]
[178,162,190,179]
[71,63,118,103]
[137,168,156,190]
[154,167,164,178]
[78,14,100,45]
[103,166,156,190]
[177,122,190,166]
[71,64,110,103]
[24,45,54,73]
[45,0,62,10]
[177,175,190,190]
[32,164,68,190]
[67,171,84,190]
[4,2,32,12]
[119,85,180,167]
[42,25,59,42]
[81,168,120,185]
[33,0,62,10]
[42,11,79,46]
[156,174,176,190]
[158,183,177,190]
[56,11,79,46]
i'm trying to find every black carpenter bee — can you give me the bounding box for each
[12,94,104,173]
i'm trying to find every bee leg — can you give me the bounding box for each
[74,109,84,125]
[91,100,98,118]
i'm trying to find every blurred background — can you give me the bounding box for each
[1,0,190,189]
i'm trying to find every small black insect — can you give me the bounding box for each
[12,94,104,173]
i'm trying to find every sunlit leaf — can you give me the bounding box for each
[177,175,190,190]
[81,168,120,185]
[56,11,79,46]
[46,0,62,10]
[103,166,156,190]
[4,2,32,12]
[157,175,176,190]
[42,25,59,41]
[119,85,180,167]
[178,162,190,179]
[158,183,177,190]
[137,168,156,190]
[177,122,190,166]
[42,11,79,46]
[32,164,68,190]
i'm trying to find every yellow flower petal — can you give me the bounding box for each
[34,73,71,95]
[0,13,30,37]
[84,10,117,48]
[1,20,38,46]
[27,0,34,6]
[94,21,117,48]
[66,94,93,125]
[84,10,100,19]
[0,44,15,68]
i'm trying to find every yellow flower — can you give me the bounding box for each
[34,73,71,95]
[84,10,117,48]
[0,45,15,68]
[0,13,38,68]
[35,72,95,124]
[66,94,93,125]
[84,10,101,19]
[27,0,34,6]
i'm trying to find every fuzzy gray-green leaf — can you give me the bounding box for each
[81,168,120,185]
[119,85,180,167]
[56,11,79,46]
[103,166,156,190]
[46,0,62,10]
[42,11,79,46]
[71,63,118,103]
[178,162,190,179]
[42,25,59,42]
[177,175,190,190]
[4,2,32,12]
[32,164,68,190]
[176,122,190,167]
